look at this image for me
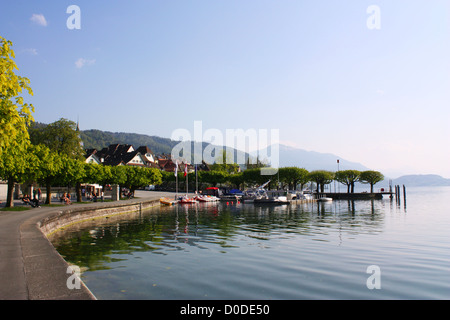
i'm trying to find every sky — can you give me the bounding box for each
[1,0,449,178]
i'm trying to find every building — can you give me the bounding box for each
[84,144,159,168]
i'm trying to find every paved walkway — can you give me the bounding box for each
[0,190,176,300]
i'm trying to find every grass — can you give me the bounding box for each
[0,206,32,212]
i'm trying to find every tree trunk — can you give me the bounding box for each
[45,183,52,205]
[76,182,82,202]
[5,178,15,208]
[370,183,374,193]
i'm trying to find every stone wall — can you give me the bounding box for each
[38,199,160,236]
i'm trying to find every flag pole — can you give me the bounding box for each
[195,164,198,194]
[185,163,188,197]
[175,160,178,200]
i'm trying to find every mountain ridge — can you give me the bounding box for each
[80,128,371,172]
[392,174,450,187]
[76,128,450,185]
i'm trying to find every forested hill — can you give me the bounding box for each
[80,129,178,154]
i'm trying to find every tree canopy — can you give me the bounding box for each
[335,170,361,193]
[29,118,84,160]
[308,170,334,193]
[359,170,384,193]
[0,36,35,207]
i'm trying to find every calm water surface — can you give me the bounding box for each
[49,187,450,300]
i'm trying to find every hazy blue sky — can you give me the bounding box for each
[1,0,449,178]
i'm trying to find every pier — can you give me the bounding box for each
[317,192,394,200]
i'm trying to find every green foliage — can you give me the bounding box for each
[84,164,128,187]
[0,36,35,207]
[278,167,309,190]
[227,172,244,189]
[308,170,334,193]
[335,170,361,193]
[29,118,84,159]
[359,170,384,192]
[242,168,271,187]
[80,129,178,154]
[209,150,241,174]
[121,166,162,193]
[0,36,34,156]
[199,170,229,187]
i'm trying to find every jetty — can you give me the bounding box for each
[317,192,394,200]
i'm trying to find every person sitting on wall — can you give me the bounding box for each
[22,194,40,208]
[60,193,71,205]
[22,194,31,205]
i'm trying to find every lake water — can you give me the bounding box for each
[49,187,450,300]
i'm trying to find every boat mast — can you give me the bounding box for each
[186,163,188,197]
[175,161,178,200]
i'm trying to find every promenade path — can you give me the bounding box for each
[0,190,177,300]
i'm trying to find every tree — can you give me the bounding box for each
[242,168,270,187]
[278,167,309,190]
[335,170,361,193]
[121,166,162,195]
[210,150,241,174]
[30,145,64,205]
[58,156,86,202]
[359,170,384,193]
[227,172,244,189]
[30,118,84,159]
[0,37,35,207]
[308,170,334,193]
[199,170,228,187]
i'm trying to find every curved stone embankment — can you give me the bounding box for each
[39,199,160,236]
[18,197,162,300]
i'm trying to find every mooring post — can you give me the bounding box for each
[403,185,406,206]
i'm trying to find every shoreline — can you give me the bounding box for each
[0,190,175,300]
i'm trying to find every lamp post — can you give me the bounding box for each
[337,159,340,193]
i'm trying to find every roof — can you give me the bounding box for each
[136,146,154,155]
[84,144,159,168]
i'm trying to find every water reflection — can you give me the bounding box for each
[49,199,387,273]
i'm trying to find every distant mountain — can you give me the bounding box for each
[81,129,178,155]
[81,129,376,172]
[393,174,450,187]
[257,144,371,172]
[81,129,248,163]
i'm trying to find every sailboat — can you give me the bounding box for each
[160,160,179,205]
[179,162,197,204]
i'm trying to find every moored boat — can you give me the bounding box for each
[253,190,290,205]
[194,195,219,202]
[178,196,198,204]
[160,197,178,205]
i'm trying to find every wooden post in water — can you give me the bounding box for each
[403,185,407,207]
